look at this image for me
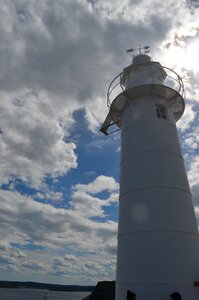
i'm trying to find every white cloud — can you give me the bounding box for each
[177,104,196,132]
[73,175,119,194]
[0,0,198,188]
[64,254,77,262]
[50,254,115,282]
[71,191,107,218]
[1,0,199,285]
[0,90,77,187]
[0,256,17,266]
[21,260,48,272]
[183,121,199,151]
[0,241,10,252]
[35,191,64,203]
[0,175,118,282]
[188,156,199,191]
[184,136,198,150]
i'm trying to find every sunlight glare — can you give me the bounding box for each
[185,40,199,73]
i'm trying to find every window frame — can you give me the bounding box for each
[156,103,167,120]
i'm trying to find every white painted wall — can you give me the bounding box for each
[115,58,199,300]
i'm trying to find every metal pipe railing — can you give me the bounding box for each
[107,66,185,108]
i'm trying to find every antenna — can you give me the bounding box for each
[126,45,150,55]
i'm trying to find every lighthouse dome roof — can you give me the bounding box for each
[133,54,151,65]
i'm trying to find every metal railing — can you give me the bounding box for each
[107,66,185,108]
[162,66,185,98]
[107,72,124,108]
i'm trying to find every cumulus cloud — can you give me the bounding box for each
[73,175,119,194]
[21,261,48,272]
[0,175,118,280]
[188,156,199,197]
[0,90,77,187]
[50,255,115,282]
[0,0,198,187]
[1,0,199,285]
[0,241,10,252]
[177,103,196,132]
[64,254,77,261]
[70,175,119,218]
[71,191,107,218]
[35,191,64,203]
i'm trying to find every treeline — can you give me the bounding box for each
[0,280,94,292]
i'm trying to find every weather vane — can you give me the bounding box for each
[126,45,150,57]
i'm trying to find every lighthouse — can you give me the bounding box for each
[100,49,199,300]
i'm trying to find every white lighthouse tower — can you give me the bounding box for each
[100,48,199,300]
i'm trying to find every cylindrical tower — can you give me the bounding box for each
[100,54,199,300]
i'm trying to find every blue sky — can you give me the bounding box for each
[1,0,199,286]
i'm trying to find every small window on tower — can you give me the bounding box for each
[156,104,167,120]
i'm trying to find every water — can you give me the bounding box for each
[0,288,90,300]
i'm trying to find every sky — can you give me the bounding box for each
[0,0,199,286]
